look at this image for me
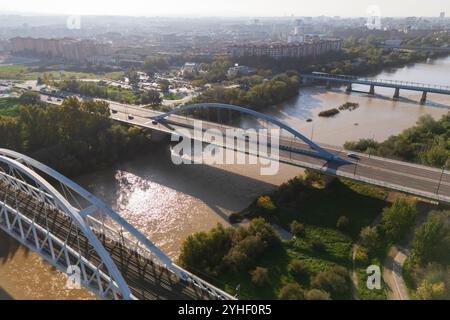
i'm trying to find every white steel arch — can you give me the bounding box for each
[0,148,234,300]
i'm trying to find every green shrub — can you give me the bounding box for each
[336,216,349,230]
[278,283,305,300]
[290,220,305,237]
[311,266,350,299]
[288,259,309,281]
[250,267,269,287]
[305,289,331,300]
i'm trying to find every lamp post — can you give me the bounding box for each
[353,158,359,177]
[436,165,446,195]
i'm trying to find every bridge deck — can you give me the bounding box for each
[106,103,450,204]
[0,180,220,300]
[302,73,450,94]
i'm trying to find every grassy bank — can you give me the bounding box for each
[180,172,393,299]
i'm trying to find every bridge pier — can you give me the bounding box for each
[420,91,427,104]
[393,88,400,99]
[345,83,352,93]
[369,84,375,95]
[326,80,331,89]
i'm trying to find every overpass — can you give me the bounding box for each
[107,103,450,205]
[301,72,450,104]
[0,149,235,300]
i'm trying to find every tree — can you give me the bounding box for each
[288,259,309,280]
[336,216,349,230]
[126,70,140,90]
[290,220,305,237]
[141,90,162,106]
[412,211,450,263]
[179,223,232,275]
[311,266,349,299]
[360,226,380,253]
[19,90,41,105]
[305,289,331,300]
[381,199,417,242]
[256,195,276,215]
[250,267,269,287]
[416,280,447,300]
[278,283,305,300]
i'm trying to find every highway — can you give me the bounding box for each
[105,102,450,204]
[28,86,450,204]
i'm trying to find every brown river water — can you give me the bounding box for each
[1,56,449,299]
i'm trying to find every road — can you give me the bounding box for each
[28,85,450,204]
[105,102,450,204]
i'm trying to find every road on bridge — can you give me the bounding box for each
[106,102,450,204]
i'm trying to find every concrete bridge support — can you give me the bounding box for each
[326,80,331,89]
[369,84,375,95]
[346,83,352,93]
[420,91,427,104]
[393,88,400,99]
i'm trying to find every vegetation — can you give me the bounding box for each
[338,102,359,111]
[345,113,450,169]
[0,96,152,176]
[0,97,22,117]
[380,199,417,243]
[0,64,123,80]
[188,72,300,116]
[318,108,340,117]
[404,210,450,300]
[180,170,394,299]
[55,79,161,105]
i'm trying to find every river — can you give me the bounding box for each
[1,55,449,299]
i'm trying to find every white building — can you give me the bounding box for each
[181,63,199,76]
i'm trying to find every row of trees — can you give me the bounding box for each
[190,73,300,112]
[358,199,417,258]
[405,210,450,300]
[0,96,152,176]
[345,114,450,169]
[56,79,162,106]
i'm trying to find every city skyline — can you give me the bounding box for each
[0,0,448,18]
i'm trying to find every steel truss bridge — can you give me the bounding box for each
[301,72,450,104]
[0,149,235,300]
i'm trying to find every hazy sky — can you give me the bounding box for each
[1,0,449,17]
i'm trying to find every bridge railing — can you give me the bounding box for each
[282,156,450,204]
[85,214,235,300]
[304,73,450,91]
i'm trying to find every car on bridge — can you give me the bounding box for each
[346,152,360,160]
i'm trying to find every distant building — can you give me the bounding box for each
[181,62,199,76]
[227,65,256,78]
[230,39,342,59]
[440,12,445,19]
[9,37,112,63]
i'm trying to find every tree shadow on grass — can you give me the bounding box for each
[276,179,389,240]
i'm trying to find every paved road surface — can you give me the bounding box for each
[106,102,450,204]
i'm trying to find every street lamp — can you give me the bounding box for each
[353,158,359,177]
[436,165,446,195]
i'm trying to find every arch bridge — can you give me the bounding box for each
[0,148,235,300]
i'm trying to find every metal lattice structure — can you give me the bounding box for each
[0,148,234,300]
